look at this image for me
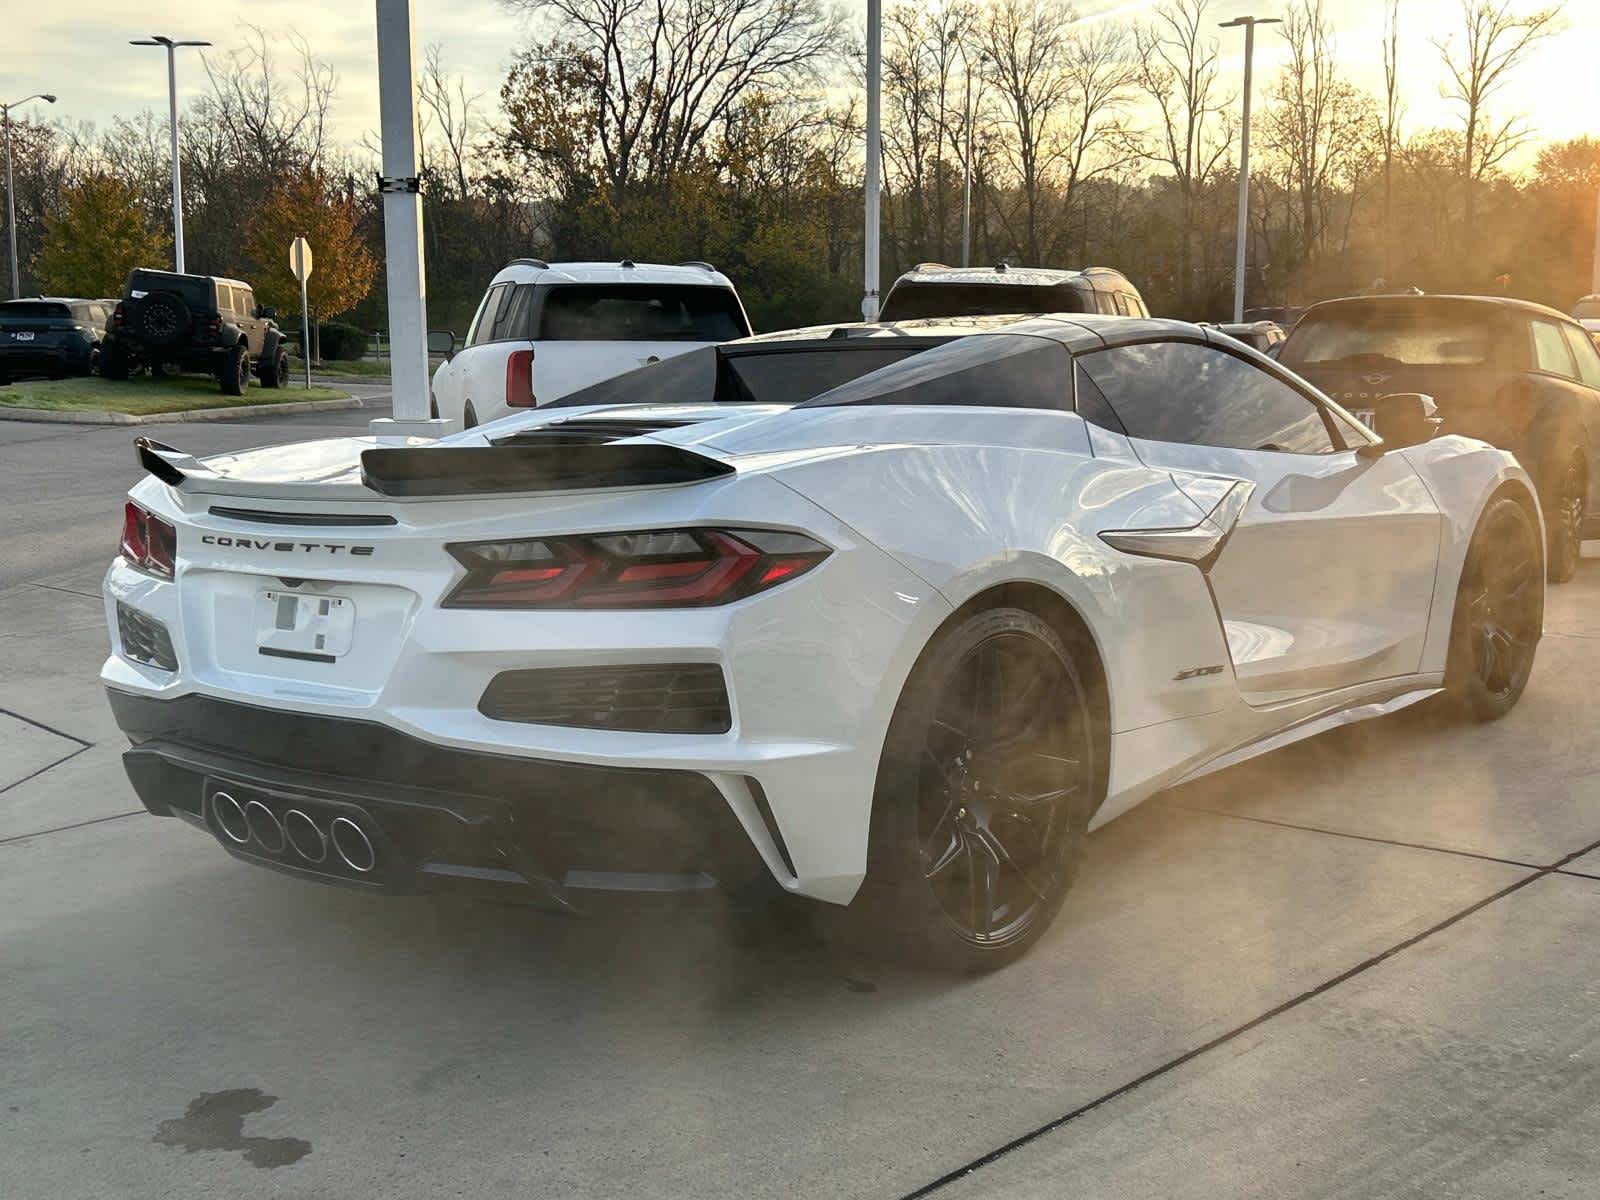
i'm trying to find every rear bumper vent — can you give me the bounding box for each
[117,602,178,671]
[479,664,731,734]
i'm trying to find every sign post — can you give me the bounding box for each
[289,236,313,389]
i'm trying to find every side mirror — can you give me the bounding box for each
[1356,392,1440,458]
[256,305,277,320]
[427,329,456,360]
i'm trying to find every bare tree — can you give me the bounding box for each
[1262,1,1378,272]
[197,27,337,177]
[979,0,1075,264]
[502,0,844,192]
[1135,0,1232,310]
[1381,0,1402,278]
[419,44,484,200]
[1435,0,1562,245]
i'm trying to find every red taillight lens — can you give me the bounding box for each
[120,501,176,579]
[444,528,828,609]
[505,348,534,407]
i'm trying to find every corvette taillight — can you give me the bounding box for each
[505,348,534,407]
[443,528,829,609]
[120,501,176,579]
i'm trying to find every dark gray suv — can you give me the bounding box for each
[102,269,291,395]
[1280,294,1600,581]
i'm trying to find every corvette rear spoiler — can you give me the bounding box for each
[358,442,735,498]
[135,437,205,486]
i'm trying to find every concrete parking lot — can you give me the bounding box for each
[3,400,1599,1199]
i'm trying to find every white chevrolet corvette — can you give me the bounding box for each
[103,315,1545,970]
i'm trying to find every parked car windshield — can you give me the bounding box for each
[546,341,936,408]
[880,282,1090,321]
[0,301,72,321]
[537,283,749,342]
[1280,301,1504,368]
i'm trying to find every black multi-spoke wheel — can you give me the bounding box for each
[1447,496,1543,720]
[838,606,1099,972]
[1546,452,1585,583]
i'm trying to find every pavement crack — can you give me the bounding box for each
[0,744,91,799]
[0,808,142,846]
[897,833,1600,1200]
[1159,800,1542,870]
[0,706,94,748]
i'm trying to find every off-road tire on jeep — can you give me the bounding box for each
[260,349,290,389]
[220,343,252,396]
[139,293,192,346]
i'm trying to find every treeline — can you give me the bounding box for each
[7,0,1596,334]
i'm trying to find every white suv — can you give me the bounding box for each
[428,260,751,428]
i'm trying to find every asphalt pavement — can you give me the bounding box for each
[3,398,1598,1199]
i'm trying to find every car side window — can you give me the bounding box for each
[466,284,509,348]
[1531,319,1577,379]
[492,284,535,342]
[1077,340,1337,454]
[1559,324,1600,390]
[237,288,255,318]
[1072,364,1126,433]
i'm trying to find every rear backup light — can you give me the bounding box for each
[120,501,176,579]
[444,528,830,609]
[505,348,534,407]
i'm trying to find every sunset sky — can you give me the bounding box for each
[5,0,1598,169]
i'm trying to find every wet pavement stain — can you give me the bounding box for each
[153,1088,311,1168]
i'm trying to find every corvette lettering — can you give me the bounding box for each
[201,535,374,556]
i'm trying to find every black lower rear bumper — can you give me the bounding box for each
[107,689,771,902]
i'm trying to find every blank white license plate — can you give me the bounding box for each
[256,590,355,662]
[11,331,34,342]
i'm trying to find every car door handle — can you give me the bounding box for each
[1099,481,1252,572]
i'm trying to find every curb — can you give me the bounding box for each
[0,396,362,426]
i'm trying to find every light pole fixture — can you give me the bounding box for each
[130,35,211,274]
[1220,15,1280,324]
[3,92,56,300]
[862,0,883,322]
[961,50,988,268]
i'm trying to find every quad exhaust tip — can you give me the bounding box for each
[243,800,286,854]
[210,790,375,873]
[283,809,327,864]
[329,816,376,873]
[212,791,249,844]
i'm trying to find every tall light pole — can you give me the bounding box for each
[863,0,882,322]
[3,93,56,299]
[961,51,988,268]
[1220,15,1279,323]
[130,36,211,274]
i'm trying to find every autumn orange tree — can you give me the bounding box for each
[242,171,378,335]
[33,176,170,298]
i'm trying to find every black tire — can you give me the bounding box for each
[138,293,191,345]
[1444,495,1544,721]
[463,401,479,430]
[260,350,290,389]
[219,343,251,396]
[829,606,1099,973]
[1544,450,1585,584]
[99,343,130,380]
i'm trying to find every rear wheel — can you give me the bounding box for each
[260,349,290,389]
[833,607,1097,973]
[1545,450,1585,583]
[219,343,251,396]
[1445,495,1544,721]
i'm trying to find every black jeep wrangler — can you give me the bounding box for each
[101,268,292,395]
